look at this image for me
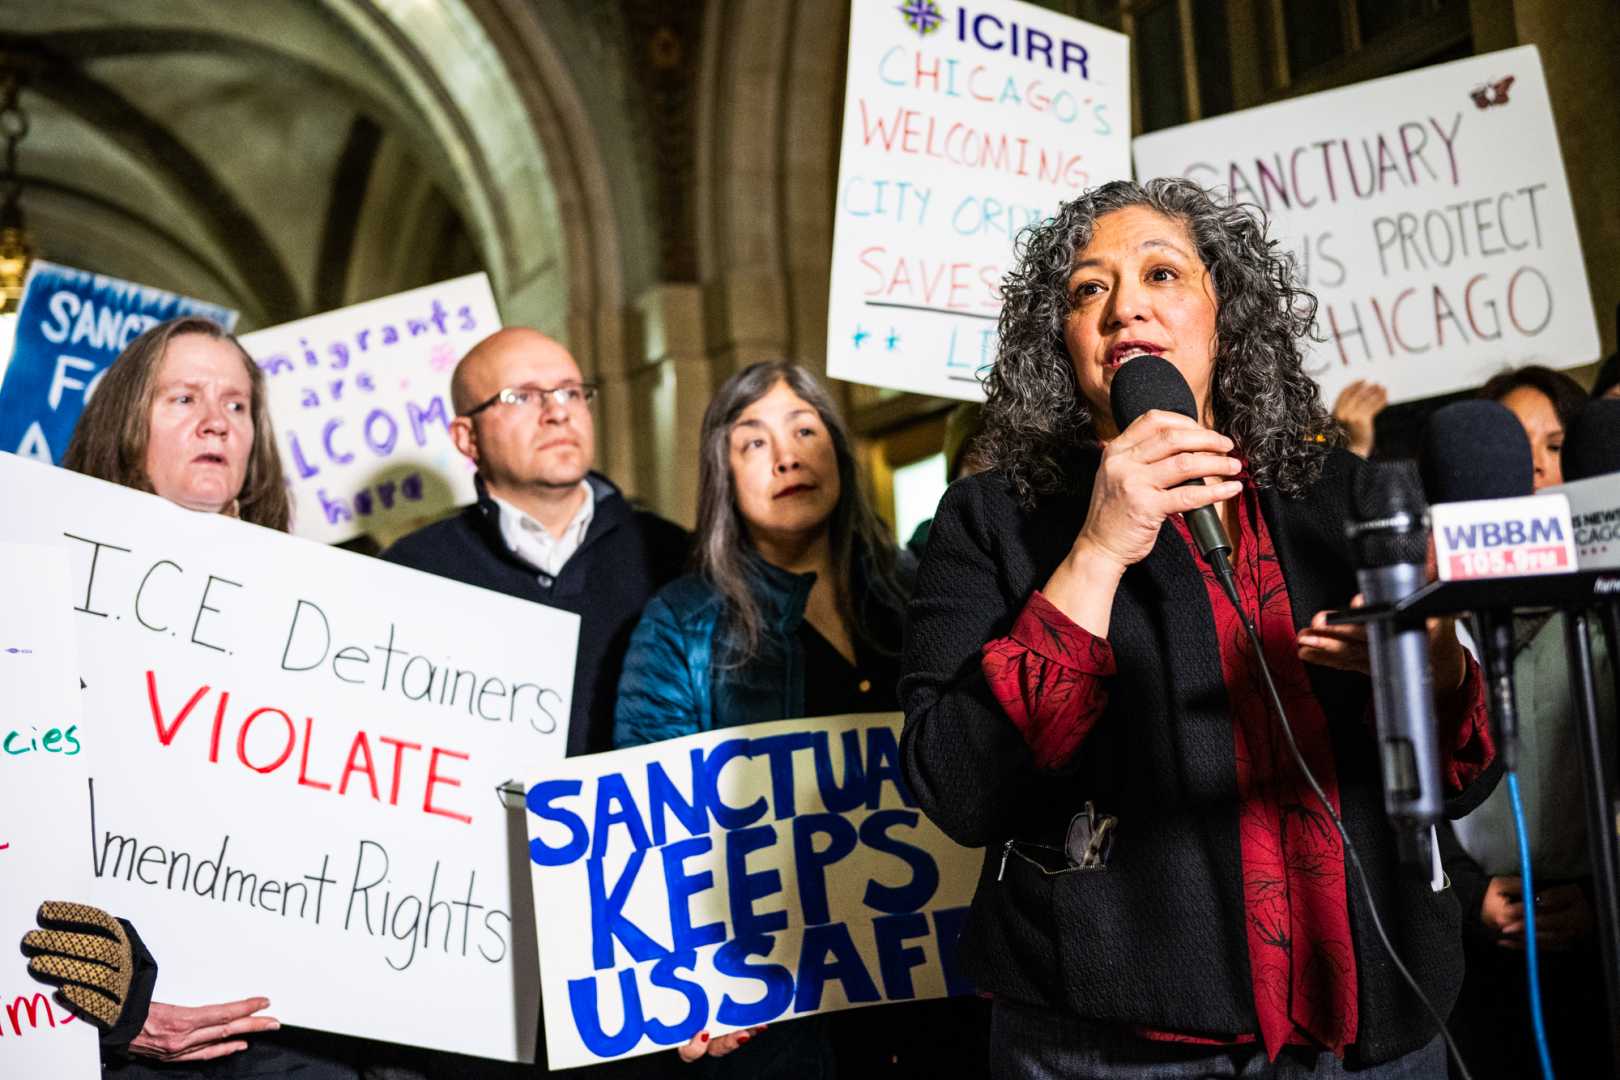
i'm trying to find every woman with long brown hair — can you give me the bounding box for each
[28,317,359,1077]
[64,314,289,529]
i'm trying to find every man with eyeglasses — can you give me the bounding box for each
[382,327,689,762]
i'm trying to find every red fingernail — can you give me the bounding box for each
[738,1035,751,1044]
[699,1032,709,1042]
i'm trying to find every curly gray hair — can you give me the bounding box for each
[978,177,1341,507]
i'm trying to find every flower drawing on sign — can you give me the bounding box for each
[1470,75,1515,109]
[898,0,943,38]
[430,342,458,373]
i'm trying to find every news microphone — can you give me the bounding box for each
[1346,461,1442,864]
[1420,400,1537,771]
[1563,397,1620,482]
[1108,355,1235,581]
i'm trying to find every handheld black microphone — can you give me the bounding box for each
[1563,398,1620,482]
[1108,355,1234,581]
[1347,461,1442,865]
[1419,399,1536,771]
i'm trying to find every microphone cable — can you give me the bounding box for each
[1206,559,1477,1080]
[1508,770,1557,1080]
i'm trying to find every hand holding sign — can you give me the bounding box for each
[130,998,280,1063]
[676,1024,768,1063]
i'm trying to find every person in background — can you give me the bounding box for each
[1330,378,1387,459]
[898,400,985,576]
[28,315,358,1078]
[1479,366,1587,489]
[1437,364,1612,1080]
[382,327,689,759]
[614,361,989,1078]
[900,178,1498,1077]
[376,327,686,1079]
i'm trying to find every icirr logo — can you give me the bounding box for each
[898,0,945,38]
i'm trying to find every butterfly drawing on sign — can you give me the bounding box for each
[1469,75,1515,109]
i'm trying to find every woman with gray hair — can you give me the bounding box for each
[614,360,987,1076]
[900,178,1499,1077]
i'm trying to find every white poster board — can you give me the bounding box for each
[826,0,1130,399]
[1134,45,1600,405]
[0,544,99,1078]
[0,452,579,1062]
[240,274,500,546]
[526,712,979,1069]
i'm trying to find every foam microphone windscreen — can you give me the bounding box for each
[1350,460,1430,567]
[1109,354,1197,433]
[1418,400,1534,503]
[1562,398,1620,482]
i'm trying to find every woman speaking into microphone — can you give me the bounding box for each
[899,178,1499,1078]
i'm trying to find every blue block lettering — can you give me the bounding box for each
[647,753,709,845]
[592,773,652,860]
[714,934,794,1027]
[793,922,881,1013]
[642,951,708,1045]
[858,809,940,914]
[567,968,644,1057]
[726,824,788,938]
[588,849,667,969]
[661,837,726,952]
[873,911,931,999]
[792,813,858,925]
[527,779,589,866]
[702,739,768,828]
[813,729,867,813]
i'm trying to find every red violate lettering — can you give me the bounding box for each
[236,708,296,774]
[208,691,230,763]
[377,736,423,806]
[339,731,379,800]
[297,715,333,791]
[144,669,472,824]
[424,747,472,825]
[146,670,209,746]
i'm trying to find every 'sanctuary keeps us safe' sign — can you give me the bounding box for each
[0,261,238,464]
[826,0,1130,399]
[526,712,979,1068]
[1133,46,1600,405]
[239,274,500,547]
[0,452,579,1062]
[0,544,100,1079]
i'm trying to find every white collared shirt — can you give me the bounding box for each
[491,482,595,580]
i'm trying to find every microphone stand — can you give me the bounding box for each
[1333,569,1620,1076]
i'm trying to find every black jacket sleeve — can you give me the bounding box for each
[899,478,1067,848]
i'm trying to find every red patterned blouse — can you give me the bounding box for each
[980,485,1493,1061]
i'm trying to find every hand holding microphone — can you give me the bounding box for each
[1043,356,1242,635]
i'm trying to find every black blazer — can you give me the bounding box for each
[899,446,1501,1066]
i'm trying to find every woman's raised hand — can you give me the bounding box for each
[1073,410,1242,573]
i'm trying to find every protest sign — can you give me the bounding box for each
[0,261,238,464]
[526,712,978,1068]
[1133,45,1600,405]
[0,544,99,1079]
[0,452,579,1061]
[239,274,500,546]
[826,0,1130,399]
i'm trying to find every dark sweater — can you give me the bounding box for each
[382,473,689,757]
[899,447,1501,1067]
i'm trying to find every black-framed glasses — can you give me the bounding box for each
[461,382,598,418]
